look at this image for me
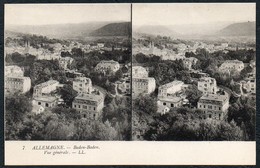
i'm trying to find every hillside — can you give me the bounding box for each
[217,21,255,36]
[90,22,131,36]
[5,22,110,39]
[135,25,179,37]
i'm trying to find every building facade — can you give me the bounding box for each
[73,77,93,94]
[198,77,217,94]
[158,80,184,98]
[132,66,149,78]
[5,65,24,77]
[5,76,31,94]
[72,94,104,120]
[59,57,74,70]
[95,60,120,74]
[183,57,198,70]
[158,96,183,109]
[219,60,244,73]
[197,93,229,120]
[241,78,256,94]
[132,77,156,96]
[33,80,59,97]
[33,96,58,108]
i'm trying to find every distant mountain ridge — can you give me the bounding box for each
[90,22,130,36]
[5,21,130,39]
[135,25,180,37]
[217,21,255,36]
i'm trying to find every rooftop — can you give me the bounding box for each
[35,80,59,89]
[6,76,31,80]
[159,80,184,89]
[75,93,104,102]
[34,96,57,102]
[222,60,244,64]
[159,96,182,103]
[200,94,228,102]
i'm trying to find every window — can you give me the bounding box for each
[78,105,81,108]
[204,105,206,108]
[46,103,49,107]
[219,107,221,110]
[38,102,41,105]
[79,84,82,87]
[74,105,76,108]
[171,104,174,107]
[208,105,212,109]
[209,114,212,118]
[219,114,221,119]
[163,102,166,106]
[93,107,96,111]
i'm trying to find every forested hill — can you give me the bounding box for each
[217,21,255,36]
[90,22,131,36]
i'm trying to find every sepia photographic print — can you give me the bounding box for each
[5,4,132,141]
[132,3,256,141]
[3,2,257,166]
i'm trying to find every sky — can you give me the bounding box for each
[133,3,256,26]
[5,4,131,26]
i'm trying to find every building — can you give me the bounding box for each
[158,96,183,109]
[132,77,156,96]
[5,76,31,94]
[5,65,24,77]
[59,57,74,70]
[157,104,170,115]
[197,93,229,120]
[132,66,148,78]
[33,80,59,97]
[33,96,58,108]
[72,94,104,120]
[183,57,198,70]
[95,60,120,74]
[198,77,217,94]
[97,43,105,48]
[158,80,184,98]
[241,78,256,94]
[219,60,244,73]
[73,77,93,94]
[117,77,131,94]
[32,104,45,115]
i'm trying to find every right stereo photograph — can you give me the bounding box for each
[132,3,256,141]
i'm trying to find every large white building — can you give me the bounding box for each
[158,80,184,98]
[33,80,60,97]
[33,96,58,108]
[5,76,31,94]
[198,77,217,94]
[132,77,156,96]
[72,93,104,120]
[219,60,244,73]
[157,80,185,111]
[95,60,120,74]
[5,65,24,77]
[197,93,229,120]
[132,66,156,96]
[73,77,93,94]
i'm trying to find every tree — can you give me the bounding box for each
[57,84,78,107]
[185,84,203,107]
[133,94,157,114]
[5,94,32,122]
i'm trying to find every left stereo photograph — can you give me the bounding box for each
[4,4,132,141]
